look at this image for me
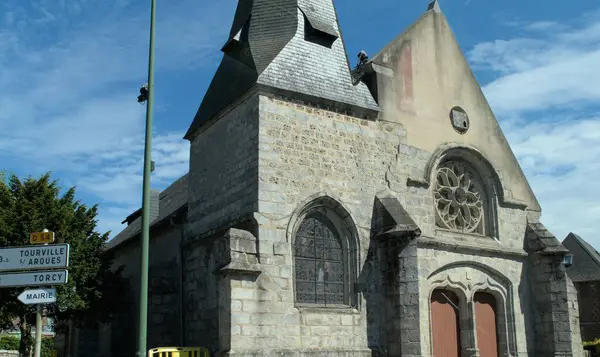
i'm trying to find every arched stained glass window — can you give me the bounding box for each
[294,212,346,306]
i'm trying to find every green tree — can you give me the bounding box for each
[0,172,125,355]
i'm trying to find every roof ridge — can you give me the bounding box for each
[159,173,188,199]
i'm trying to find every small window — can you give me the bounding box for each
[301,9,338,48]
[221,15,254,68]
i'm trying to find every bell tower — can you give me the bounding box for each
[184,0,379,140]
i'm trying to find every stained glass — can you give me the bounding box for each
[294,212,345,305]
[434,161,485,234]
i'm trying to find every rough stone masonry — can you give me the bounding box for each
[94,1,585,357]
[180,0,584,356]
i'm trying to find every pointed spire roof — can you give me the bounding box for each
[185,0,379,139]
[427,0,442,13]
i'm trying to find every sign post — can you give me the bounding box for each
[35,304,42,357]
[0,229,69,357]
[34,229,50,357]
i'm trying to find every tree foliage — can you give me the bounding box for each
[0,172,126,355]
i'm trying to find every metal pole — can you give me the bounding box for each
[137,0,156,356]
[34,304,42,357]
[34,228,50,357]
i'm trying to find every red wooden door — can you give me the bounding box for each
[431,289,462,357]
[474,292,499,357]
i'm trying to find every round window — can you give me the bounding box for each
[449,106,469,134]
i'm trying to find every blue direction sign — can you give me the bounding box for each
[0,270,68,288]
[0,244,69,272]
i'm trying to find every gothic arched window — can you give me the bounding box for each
[433,160,488,235]
[293,211,351,307]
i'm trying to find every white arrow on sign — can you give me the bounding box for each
[18,288,57,305]
[0,270,68,288]
[0,244,69,272]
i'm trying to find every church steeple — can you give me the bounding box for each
[185,0,379,139]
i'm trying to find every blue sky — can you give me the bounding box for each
[1,0,599,248]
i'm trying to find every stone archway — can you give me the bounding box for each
[425,262,517,356]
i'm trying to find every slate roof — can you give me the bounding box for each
[105,174,189,251]
[563,232,600,282]
[184,0,379,139]
[525,222,570,255]
[374,194,422,239]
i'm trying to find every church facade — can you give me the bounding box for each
[75,1,584,357]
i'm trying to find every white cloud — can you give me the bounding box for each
[481,51,600,113]
[468,11,600,247]
[502,115,600,241]
[523,21,566,32]
[5,0,597,250]
[0,0,233,237]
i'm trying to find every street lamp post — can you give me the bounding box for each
[137,0,156,356]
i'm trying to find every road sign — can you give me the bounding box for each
[18,288,57,305]
[30,231,55,244]
[0,244,69,272]
[0,270,68,288]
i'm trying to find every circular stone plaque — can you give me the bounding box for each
[449,106,469,134]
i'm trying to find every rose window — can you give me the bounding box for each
[433,161,485,234]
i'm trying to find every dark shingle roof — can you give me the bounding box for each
[525,222,569,255]
[563,233,600,282]
[105,174,188,251]
[374,194,422,239]
[184,0,379,139]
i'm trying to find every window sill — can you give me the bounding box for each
[295,305,360,314]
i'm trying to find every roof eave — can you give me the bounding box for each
[104,204,188,253]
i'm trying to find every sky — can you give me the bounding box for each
[0,0,598,249]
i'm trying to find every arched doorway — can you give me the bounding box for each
[474,292,499,357]
[430,289,462,357]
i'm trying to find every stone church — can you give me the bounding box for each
[58,1,585,357]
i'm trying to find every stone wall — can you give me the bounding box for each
[528,252,585,357]
[180,93,581,357]
[187,93,260,238]
[148,259,181,347]
[417,244,530,357]
[568,278,585,356]
[105,225,184,357]
[252,95,403,355]
[242,95,537,355]
[76,326,98,357]
[380,238,421,357]
[110,283,136,357]
[183,238,220,352]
